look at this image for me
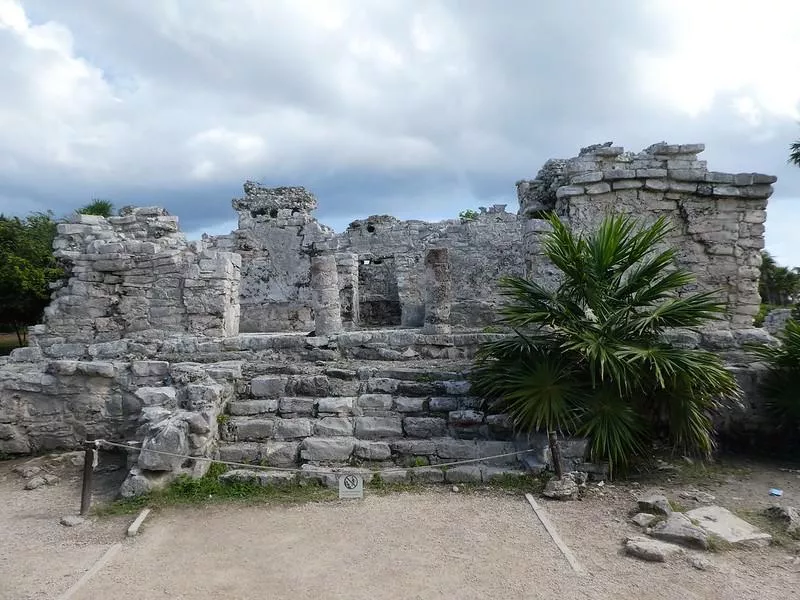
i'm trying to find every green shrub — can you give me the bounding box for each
[459,209,479,222]
[471,213,740,474]
[748,320,800,445]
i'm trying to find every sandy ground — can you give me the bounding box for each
[1,455,798,600]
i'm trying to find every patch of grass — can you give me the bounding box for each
[670,499,689,513]
[216,413,230,425]
[483,472,547,494]
[0,333,20,356]
[414,374,434,383]
[93,463,336,516]
[633,456,751,487]
[706,534,734,553]
[734,508,800,547]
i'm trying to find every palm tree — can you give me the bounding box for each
[471,213,740,475]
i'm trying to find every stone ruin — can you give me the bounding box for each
[0,142,780,495]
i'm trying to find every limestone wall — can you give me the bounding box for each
[209,184,334,333]
[37,208,241,354]
[518,142,774,327]
[340,206,525,328]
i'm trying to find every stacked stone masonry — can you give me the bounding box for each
[0,141,782,494]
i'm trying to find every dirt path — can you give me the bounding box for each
[0,457,130,600]
[1,455,798,600]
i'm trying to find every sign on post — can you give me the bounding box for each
[338,474,364,499]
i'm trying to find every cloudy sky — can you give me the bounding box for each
[2,1,799,263]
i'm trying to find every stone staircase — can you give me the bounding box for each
[215,360,551,484]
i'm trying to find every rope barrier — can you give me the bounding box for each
[94,438,537,476]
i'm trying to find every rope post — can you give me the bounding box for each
[80,436,96,516]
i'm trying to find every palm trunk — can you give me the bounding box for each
[548,430,564,478]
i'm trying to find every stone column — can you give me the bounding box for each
[422,248,451,335]
[310,253,343,335]
[336,252,359,330]
[522,219,559,292]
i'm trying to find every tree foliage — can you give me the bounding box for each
[471,213,740,473]
[0,213,63,345]
[748,320,800,447]
[758,251,800,306]
[791,137,800,168]
[78,199,115,217]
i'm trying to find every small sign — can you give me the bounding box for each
[338,474,364,499]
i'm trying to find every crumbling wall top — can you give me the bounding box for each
[233,182,318,217]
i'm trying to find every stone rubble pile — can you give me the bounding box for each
[624,492,773,564]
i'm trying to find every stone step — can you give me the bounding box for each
[243,373,473,400]
[216,464,530,488]
[227,393,485,419]
[218,437,528,467]
[220,408,515,443]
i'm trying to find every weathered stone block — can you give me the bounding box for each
[429,397,458,412]
[139,417,189,471]
[229,400,278,415]
[393,397,426,412]
[403,417,447,438]
[317,397,356,415]
[279,397,316,415]
[365,378,399,394]
[444,465,483,483]
[585,182,611,195]
[448,410,484,426]
[436,439,477,459]
[131,360,170,377]
[262,441,301,466]
[251,376,286,398]
[354,440,392,460]
[390,439,436,455]
[301,437,356,462]
[232,418,275,441]
[357,394,393,411]
[273,418,314,439]
[134,387,178,407]
[411,467,445,483]
[315,417,354,436]
[354,416,403,439]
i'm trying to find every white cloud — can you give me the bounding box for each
[0,0,798,264]
[638,0,800,121]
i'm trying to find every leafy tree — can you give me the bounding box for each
[759,251,800,306]
[0,213,63,346]
[791,137,800,168]
[78,199,114,217]
[471,213,740,475]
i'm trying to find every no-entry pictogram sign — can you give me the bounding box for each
[338,473,364,499]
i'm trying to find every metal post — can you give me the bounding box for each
[80,436,95,515]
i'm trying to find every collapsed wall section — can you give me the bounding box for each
[518,142,775,327]
[209,183,334,332]
[340,205,525,329]
[33,207,241,356]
